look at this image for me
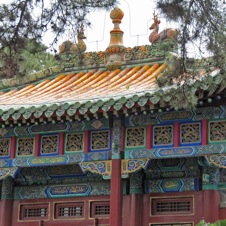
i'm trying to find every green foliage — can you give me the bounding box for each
[0,0,118,78]
[157,0,226,64]
[196,219,226,226]
[157,0,226,59]
[156,0,226,109]
[0,39,57,78]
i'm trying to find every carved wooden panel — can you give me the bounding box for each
[153,125,173,146]
[0,138,11,156]
[90,130,110,151]
[180,123,201,144]
[209,120,226,142]
[126,127,145,147]
[65,133,84,152]
[40,135,59,154]
[17,137,34,156]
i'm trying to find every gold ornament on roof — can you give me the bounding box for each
[105,8,125,70]
[59,23,86,54]
[149,11,178,44]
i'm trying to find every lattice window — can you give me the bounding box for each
[65,133,84,152]
[90,130,110,151]
[209,121,226,142]
[180,123,201,144]
[153,125,173,146]
[20,204,48,220]
[91,201,110,218]
[40,135,59,154]
[126,127,145,147]
[55,203,84,219]
[0,138,11,156]
[17,137,35,156]
[151,197,193,216]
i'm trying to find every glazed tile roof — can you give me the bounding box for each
[0,63,165,111]
[0,5,223,122]
[0,59,222,121]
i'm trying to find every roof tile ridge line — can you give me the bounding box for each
[0,64,65,89]
[0,63,107,93]
[0,51,167,90]
[0,57,167,92]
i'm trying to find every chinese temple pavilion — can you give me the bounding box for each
[0,7,226,226]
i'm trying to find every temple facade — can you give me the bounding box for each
[0,7,225,226]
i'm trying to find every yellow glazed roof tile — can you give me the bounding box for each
[0,64,166,111]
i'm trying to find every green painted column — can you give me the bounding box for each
[112,118,122,159]
[0,177,14,226]
[130,171,143,194]
[129,171,143,226]
[202,166,220,190]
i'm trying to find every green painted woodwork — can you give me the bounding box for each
[1,177,14,200]
[208,119,226,144]
[0,118,110,137]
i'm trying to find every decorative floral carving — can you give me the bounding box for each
[17,138,34,156]
[0,138,10,156]
[91,130,110,150]
[209,121,226,141]
[91,120,104,130]
[153,125,173,146]
[66,133,84,152]
[41,135,59,154]
[126,127,145,147]
[0,128,8,137]
[180,123,201,144]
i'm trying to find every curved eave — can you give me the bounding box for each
[0,66,222,122]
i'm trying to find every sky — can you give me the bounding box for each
[57,0,177,52]
[85,0,159,52]
[0,0,174,52]
[2,0,224,54]
[0,0,180,53]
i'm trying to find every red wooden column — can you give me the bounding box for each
[34,134,40,157]
[146,125,152,149]
[202,190,220,222]
[110,158,122,226]
[174,122,180,147]
[110,117,123,226]
[0,199,13,226]
[202,119,208,145]
[59,132,64,155]
[84,130,89,154]
[130,193,143,226]
[10,136,16,159]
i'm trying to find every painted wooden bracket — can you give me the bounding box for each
[205,154,226,168]
[0,167,18,180]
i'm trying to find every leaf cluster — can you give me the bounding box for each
[0,39,57,78]
[0,0,118,78]
[156,0,226,109]
[157,0,226,75]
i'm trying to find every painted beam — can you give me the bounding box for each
[125,143,226,159]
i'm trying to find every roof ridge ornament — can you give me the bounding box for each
[105,7,125,70]
[59,23,87,55]
[149,11,178,44]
